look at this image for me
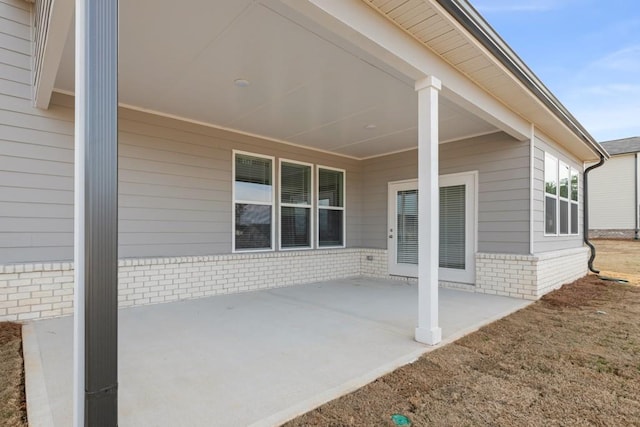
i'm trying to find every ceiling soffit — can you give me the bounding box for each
[53,0,499,159]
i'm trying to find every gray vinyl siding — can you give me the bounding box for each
[533,135,584,253]
[1,68,362,264]
[441,133,531,254]
[360,150,416,249]
[361,132,531,254]
[0,0,62,263]
[116,105,362,257]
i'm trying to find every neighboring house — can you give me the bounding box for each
[0,0,607,343]
[588,137,640,239]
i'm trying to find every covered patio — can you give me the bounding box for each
[18,0,545,423]
[24,277,530,426]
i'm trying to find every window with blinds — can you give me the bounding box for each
[440,185,466,270]
[234,152,273,251]
[318,167,345,247]
[396,190,418,264]
[280,161,312,249]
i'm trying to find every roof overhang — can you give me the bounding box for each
[362,0,609,161]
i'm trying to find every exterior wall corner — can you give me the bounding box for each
[475,247,589,300]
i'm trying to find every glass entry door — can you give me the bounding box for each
[387,173,476,283]
[388,181,420,277]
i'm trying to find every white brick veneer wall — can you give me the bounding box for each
[476,247,589,300]
[0,246,589,321]
[535,247,590,296]
[359,248,389,278]
[0,263,75,321]
[1,249,391,322]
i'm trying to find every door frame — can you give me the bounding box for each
[439,171,478,284]
[387,171,478,283]
[387,180,420,277]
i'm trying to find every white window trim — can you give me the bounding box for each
[278,158,314,251]
[232,150,276,253]
[543,153,580,237]
[439,171,478,284]
[317,165,346,249]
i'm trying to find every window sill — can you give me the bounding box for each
[232,248,275,254]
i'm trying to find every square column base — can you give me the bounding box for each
[415,326,442,345]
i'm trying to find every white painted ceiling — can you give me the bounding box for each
[54,0,498,159]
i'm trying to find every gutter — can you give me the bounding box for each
[583,155,605,273]
[435,0,609,160]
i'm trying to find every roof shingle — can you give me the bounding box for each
[599,137,640,155]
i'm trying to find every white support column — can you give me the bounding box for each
[415,76,442,345]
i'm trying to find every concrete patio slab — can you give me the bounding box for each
[24,277,530,427]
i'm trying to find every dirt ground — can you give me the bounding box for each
[0,322,27,427]
[286,280,640,426]
[592,239,640,284]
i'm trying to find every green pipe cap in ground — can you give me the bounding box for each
[391,413,411,425]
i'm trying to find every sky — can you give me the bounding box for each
[472,0,640,142]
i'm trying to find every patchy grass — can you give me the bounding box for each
[286,277,640,426]
[0,322,27,427]
[592,239,640,284]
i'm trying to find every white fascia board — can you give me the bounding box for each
[278,0,530,141]
[34,0,74,109]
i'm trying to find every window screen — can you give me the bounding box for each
[235,155,272,203]
[281,162,311,205]
[235,204,272,250]
[570,168,579,234]
[281,161,312,249]
[545,154,557,196]
[545,153,558,234]
[234,153,273,251]
[545,196,557,234]
[571,204,579,235]
[281,207,311,248]
[570,169,579,202]
[318,168,345,247]
[318,169,343,207]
